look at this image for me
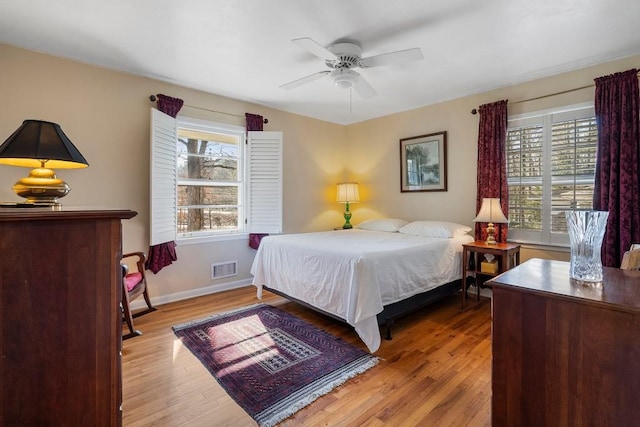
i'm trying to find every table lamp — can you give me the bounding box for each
[0,120,89,205]
[336,182,360,229]
[473,198,508,244]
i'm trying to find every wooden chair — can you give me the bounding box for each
[121,251,156,339]
[620,244,640,270]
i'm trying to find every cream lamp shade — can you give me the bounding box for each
[336,182,360,229]
[336,182,360,203]
[473,198,508,244]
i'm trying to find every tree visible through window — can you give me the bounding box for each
[177,125,243,237]
[506,105,597,245]
[150,110,283,245]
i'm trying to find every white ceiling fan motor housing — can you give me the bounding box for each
[329,69,359,89]
[326,42,363,89]
[326,42,362,69]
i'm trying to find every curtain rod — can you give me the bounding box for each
[470,69,640,115]
[149,95,268,123]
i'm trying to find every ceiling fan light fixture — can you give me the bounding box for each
[282,37,422,99]
[329,69,359,89]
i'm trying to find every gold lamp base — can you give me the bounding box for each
[485,222,497,245]
[13,167,69,205]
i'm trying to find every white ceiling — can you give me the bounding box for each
[1,0,640,125]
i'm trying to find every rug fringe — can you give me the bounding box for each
[256,355,379,427]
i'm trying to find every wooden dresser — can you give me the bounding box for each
[0,207,137,426]
[490,258,640,426]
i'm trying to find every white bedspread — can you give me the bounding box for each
[250,229,473,353]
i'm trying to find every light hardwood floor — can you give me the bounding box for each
[122,287,492,426]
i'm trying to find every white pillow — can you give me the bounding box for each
[398,220,472,238]
[356,218,408,232]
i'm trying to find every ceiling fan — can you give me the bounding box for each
[280,37,424,99]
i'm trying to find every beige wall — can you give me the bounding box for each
[2,42,637,302]
[0,43,346,304]
[347,53,640,262]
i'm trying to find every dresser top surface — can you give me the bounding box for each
[0,205,137,221]
[489,258,640,313]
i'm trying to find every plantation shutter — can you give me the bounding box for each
[150,108,178,245]
[549,110,597,233]
[247,131,283,234]
[506,121,544,233]
[506,104,596,245]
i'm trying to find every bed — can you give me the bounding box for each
[250,219,474,353]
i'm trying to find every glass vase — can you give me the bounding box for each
[565,210,609,282]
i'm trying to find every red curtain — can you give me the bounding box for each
[156,94,184,118]
[593,69,640,267]
[245,113,264,132]
[146,94,184,273]
[146,241,177,274]
[246,113,268,250]
[475,100,509,242]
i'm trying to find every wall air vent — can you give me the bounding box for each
[211,261,238,280]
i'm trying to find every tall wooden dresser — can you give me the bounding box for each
[490,258,640,426]
[0,207,136,426]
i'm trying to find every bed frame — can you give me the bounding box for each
[375,278,463,340]
[264,278,466,341]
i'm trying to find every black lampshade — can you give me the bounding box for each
[0,120,89,204]
[0,120,89,169]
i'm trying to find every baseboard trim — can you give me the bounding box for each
[128,278,254,310]
[129,279,493,311]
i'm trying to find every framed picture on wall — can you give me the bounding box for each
[400,131,447,192]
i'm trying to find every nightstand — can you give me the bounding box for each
[461,240,520,309]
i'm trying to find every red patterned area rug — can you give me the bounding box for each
[172,304,378,427]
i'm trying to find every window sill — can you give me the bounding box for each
[177,232,248,246]
[507,240,570,253]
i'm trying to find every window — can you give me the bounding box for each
[506,104,597,246]
[150,109,282,245]
[177,118,244,239]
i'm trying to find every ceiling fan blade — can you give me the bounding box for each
[292,37,338,61]
[353,74,377,99]
[359,47,423,68]
[279,71,330,90]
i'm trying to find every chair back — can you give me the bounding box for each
[620,244,640,270]
[121,251,156,339]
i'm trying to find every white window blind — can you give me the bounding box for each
[150,108,177,246]
[507,124,543,233]
[549,116,598,233]
[247,131,283,234]
[506,104,597,246]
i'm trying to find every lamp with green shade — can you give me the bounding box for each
[0,120,89,205]
[336,182,360,229]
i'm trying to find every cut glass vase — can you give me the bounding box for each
[565,210,609,283]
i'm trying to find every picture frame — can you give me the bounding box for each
[400,131,447,192]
